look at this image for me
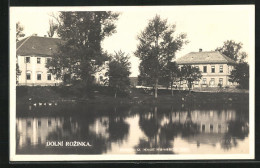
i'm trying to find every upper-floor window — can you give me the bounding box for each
[26,121,31,128]
[195,66,199,70]
[228,66,232,73]
[38,120,41,127]
[25,57,30,63]
[219,65,223,73]
[37,58,41,64]
[46,58,51,64]
[48,120,52,127]
[211,66,215,73]
[203,66,207,73]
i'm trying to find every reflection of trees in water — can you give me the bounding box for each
[221,120,249,150]
[108,106,130,143]
[181,108,200,138]
[17,102,249,154]
[136,106,174,154]
[45,105,131,154]
[220,104,249,150]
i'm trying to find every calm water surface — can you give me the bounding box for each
[16,102,249,155]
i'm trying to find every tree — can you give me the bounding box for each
[135,15,188,98]
[16,22,25,84]
[46,11,119,89]
[181,65,202,92]
[16,63,21,84]
[47,19,58,37]
[216,40,247,62]
[106,51,131,98]
[161,62,179,96]
[229,62,249,89]
[16,22,25,42]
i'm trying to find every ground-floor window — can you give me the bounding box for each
[37,73,41,80]
[26,72,31,80]
[202,78,207,84]
[47,74,51,80]
[210,78,215,86]
[219,78,223,85]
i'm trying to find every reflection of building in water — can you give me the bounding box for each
[16,117,64,148]
[88,117,109,139]
[160,108,248,147]
[161,109,236,134]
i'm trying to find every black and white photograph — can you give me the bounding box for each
[9,5,255,161]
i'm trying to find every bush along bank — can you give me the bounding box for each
[16,86,249,105]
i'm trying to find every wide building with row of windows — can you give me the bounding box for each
[176,49,237,88]
[16,35,108,86]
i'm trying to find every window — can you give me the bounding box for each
[37,58,41,64]
[48,120,52,127]
[195,66,199,70]
[26,138,31,145]
[37,74,41,80]
[210,124,214,132]
[38,137,42,144]
[203,66,207,73]
[47,74,51,80]
[25,57,30,63]
[202,125,205,132]
[38,120,41,127]
[218,124,222,133]
[202,78,207,84]
[219,78,223,85]
[26,72,31,80]
[219,65,223,73]
[46,58,51,64]
[210,78,215,86]
[27,121,31,128]
[211,66,215,73]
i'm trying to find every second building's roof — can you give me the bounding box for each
[176,51,236,65]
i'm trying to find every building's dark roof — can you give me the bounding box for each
[16,36,62,56]
[176,51,236,65]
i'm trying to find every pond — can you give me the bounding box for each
[16,102,249,155]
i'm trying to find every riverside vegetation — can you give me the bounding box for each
[16,85,249,106]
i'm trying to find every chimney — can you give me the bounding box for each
[34,33,37,36]
[44,35,47,37]
[199,48,202,52]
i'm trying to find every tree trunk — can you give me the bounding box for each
[188,81,191,94]
[155,78,158,98]
[171,81,173,97]
[114,88,117,98]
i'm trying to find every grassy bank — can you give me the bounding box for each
[16,86,249,105]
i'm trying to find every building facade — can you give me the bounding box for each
[176,49,237,88]
[16,35,108,86]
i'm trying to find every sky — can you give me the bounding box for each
[11,5,254,77]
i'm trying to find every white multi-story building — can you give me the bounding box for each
[176,49,237,88]
[16,35,108,86]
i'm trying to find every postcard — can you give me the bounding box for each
[10,5,255,161]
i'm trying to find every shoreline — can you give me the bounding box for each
[16,86,249,106]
